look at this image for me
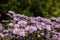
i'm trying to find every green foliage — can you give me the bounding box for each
[0,0,60,18]
[23,10,33,16]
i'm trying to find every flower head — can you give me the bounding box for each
[29,26,37,33]
[17,20,27,27]
[14,24,20,28]
[19,29,26,37]
[13,28,20,34]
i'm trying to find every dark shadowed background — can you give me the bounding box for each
[0,0,60,18]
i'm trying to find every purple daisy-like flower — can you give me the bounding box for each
[51,17,57,21]
[13,17,20,21]
[35,16,41,21]
[7,10,16,18]
[29,26,37,33]
[29,16,36,21]
[12,28,20,34]
[37,24,42,30]
[17,20,27,27]
[14,24,20,28]
[55,24,60,28]
[15,14,21,18]
[19,29,26,37]
[45,25,51,31]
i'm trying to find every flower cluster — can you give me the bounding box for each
[0,10,60,40]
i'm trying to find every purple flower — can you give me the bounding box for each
[29,17,35,21]
[3,30,9,33]
[0,33,5,38]
[1,10,60,39]
[55,24,60,28]
[53,17,60,22]
[37,24,42,30]
[15,14,21,18]
[29,26,37,33]
[17,20,27,27]
[12,28,20,34]
[14,24,20,28]
[35,16,41,21]
[52,35,60,40]
[45,25,51,31]
[19,29,26,37]
[30,20,37,23]
[13,17,20,21]
[7,10,16,18]
[51,17,57,21]
[18,14,25,18]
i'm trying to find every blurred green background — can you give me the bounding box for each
[0,0,60,18]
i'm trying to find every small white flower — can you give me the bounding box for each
[25,25,30,31]
[37,34,40,37]
[40,33,44,36]
[8,23,14,27]
[40,22,45,26]
[8,10,15,14]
